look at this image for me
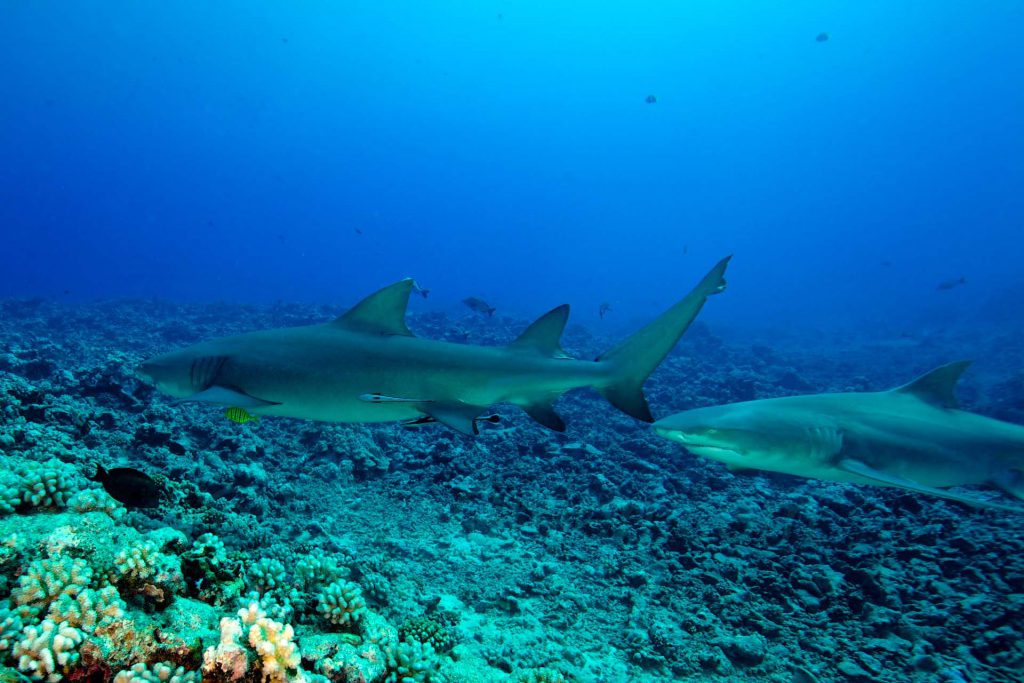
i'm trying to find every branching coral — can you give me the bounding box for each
[12,556,93,620]
[384,639,441,683]
[295,552,346,592]
[400,615,457,654]
[203,602,302,683]
[113,539,184,607]
[515,668,571,683]
[0,471,21,514]
[47,585,126,632]
[316,580,366,628]
[69,489,126,521]
[14,618,85,682]
[0,602,24,653]
[246,558,288,597]
[114,541,163,584]
[17,459,75,509]
[242,602,302,683]
[113,661,201,683]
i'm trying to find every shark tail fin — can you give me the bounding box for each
[595,256,731,422]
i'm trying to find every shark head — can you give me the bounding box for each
[652,402,841,474]
[138,350,227,400]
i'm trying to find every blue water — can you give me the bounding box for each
[2,1,1022,329]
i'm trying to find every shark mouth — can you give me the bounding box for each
[658,432,741,457]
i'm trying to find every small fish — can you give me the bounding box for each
[225,406,259,423]
[90,464,164,508]
[599,302,612,319]
[645,94,657,104]
[354,227,363,235]
[816,32,829,42]
[463,296,496,317]
[937,276,967,291]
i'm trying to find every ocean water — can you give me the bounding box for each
[1,2,1023,682]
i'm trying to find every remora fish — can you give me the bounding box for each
[653,362,1024,511]
[139,258,730,435]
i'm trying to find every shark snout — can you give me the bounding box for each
[136,359,158,383]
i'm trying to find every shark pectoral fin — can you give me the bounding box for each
[172,386,280,408]
[992,469,1024,501]
[838,459,1022,512]
[421,402,487,436]
[521,400,566,432]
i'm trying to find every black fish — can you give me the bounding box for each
[599,302,612,319]
[91,464,165,508]
[462,296,496,317]
[936,276,966,291]
[645,94,657,104]
[816,32,829,42]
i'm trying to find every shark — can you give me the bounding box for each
[652,361,1024,511]
[138,257,731,435]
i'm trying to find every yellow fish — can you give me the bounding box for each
[224,407,258,424]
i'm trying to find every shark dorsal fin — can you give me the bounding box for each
[333,279,414,336]
[894,360,972,408]
[507,305,572,358]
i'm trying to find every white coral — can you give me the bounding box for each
[204,603,303,683]
[202,615,249,681]
[18,459,75,509]
[12,557,93,619]
[47,585,126,632]
[114,661,201,683]
[14,618,84,682]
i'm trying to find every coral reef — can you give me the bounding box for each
[1,297,1023,682]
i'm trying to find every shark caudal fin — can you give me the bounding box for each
[596,256,731,422]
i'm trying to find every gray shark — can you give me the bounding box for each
[653,362,1024,511]
[139,257,730,435]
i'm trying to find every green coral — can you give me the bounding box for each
[295,552,346,591]
[385,639,442,683]
[0,602,23,653]
[515,668,572,683]
[0,472,21,514]
[246,557,287,596]
[400,615,457,654]
[316,580,366,628]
